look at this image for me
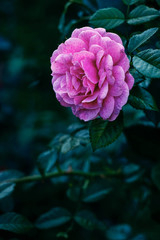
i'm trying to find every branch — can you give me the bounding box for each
[4,169,123,184]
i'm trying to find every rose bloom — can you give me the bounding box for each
[51,27,134,121]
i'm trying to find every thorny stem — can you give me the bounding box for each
[2,169,123,185]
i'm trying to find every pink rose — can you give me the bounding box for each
[51,27,134,121]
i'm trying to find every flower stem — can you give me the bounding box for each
[4,169,122,184]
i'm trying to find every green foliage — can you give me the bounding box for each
[74,210,105,230]
[0,213,33,234]
[1,0,160,239]
[151,163,160,191]
[35,208,72,229]
[122,0,141,5]
[0,182,15,200]
[90,8,125,29]
[128,28,158,52]
[82,182,112,202]
[37,149,58,175]
[129,86,158,111]
[127,5,160,25]
[106,224,132,240]
[89,113,123,151]
[133,49,160,78]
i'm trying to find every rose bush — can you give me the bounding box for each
[51,27,134,121]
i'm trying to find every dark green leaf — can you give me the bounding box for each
[90,8,125,29]
[0,170,24,182]
[122,0,141,5]
[89,113,123,151]
[128,86,158,111]
[106,224,132,240]
[66,187,81,202]
[56,232,68,238]
[35,207,72,229]
[127,5,160,25]
[58,2,72,33]
[82,183,112,202]
[151,163,160,191]
[133,49,160,78]
[128,28,158,52]
[0,183,15,200]
[0,212,33,234]
[37,149,58,176]
[123,164,140,175]
[61,137,80,154]
[74,210,105,231]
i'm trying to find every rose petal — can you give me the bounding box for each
[76,108,100,121]
[58,38,87,53]
[72,51,95,65]
[81,58,99,84]
[125,72,134,90]
[105,32,123,45]
[99,96,115,120]
[117,53,130,73]
[99,80,108,99]
[71,27,93,38]
[112,66,125,85]
[108,107,120,121]
[115,82,129,109]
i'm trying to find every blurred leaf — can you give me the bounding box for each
[156,0,160,7]
[70,0,83,3]
[89,113,123,151]
[58,2,72,33]
[128,86,158,111]
[133,49,160,78]
[106,224,132,240]
[122,0,141,5]
[127,5,160,25]
[35,207,72,229]
[123,163,140,175]
[0,212,33,234]
[61,137,81,154]
[67,123,84,133]
[90,8,125,29]
[0,170,24,182]
[74,210,105,230]
[151,163,160,191]
[37,149,58,176]
[82,183,112,202]
[66,187,81,202]
[0,183,15,200]
[56,232,68,238]
[128,28,158,52]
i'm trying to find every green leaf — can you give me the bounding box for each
[82,183,112,202]
[90,8,125,29]
[66,187,81,202]
[127,5,160,25]
[74,210,105,231]
[128,86,158,111]
[151,163,160,191]
[128,28,158,52]
[122,0,141,5]
[37,149,58,176]
[61,137,81,154]
[106,224,132,240]
[0,212,33,234]
[0,170,24,182]
[35,207,72,229]
[89,113,123,151]
[58,2,72,33]
[0,182,15,200]
[133,49,160,78]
